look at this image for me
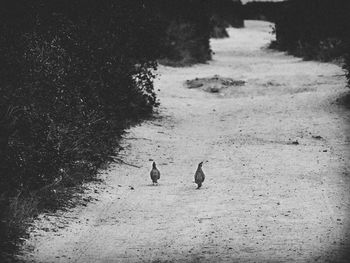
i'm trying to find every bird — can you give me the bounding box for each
[194,162,205,189]
[150,162,160,185]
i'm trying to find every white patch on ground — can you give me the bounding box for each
[19,21,350,263]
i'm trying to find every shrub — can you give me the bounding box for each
[0,0,161,258]
[343,39,350,87]
[272,0,349,61]
[147,0,244,65]
[209,0,244,39]
[270,0,350,86]
[150,0,212,66]
[243,1,286,22]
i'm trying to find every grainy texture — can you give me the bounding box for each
[20,21,350,263]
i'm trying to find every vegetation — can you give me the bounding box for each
[151,0,212,66]
[271,0,349,61]
[209,0,244,39]
[270,0,350,86]
[0,0,245,260]
[152,0,244,66]
[343,38,350,87]
[243,1,286,22]
[0,0,161,260]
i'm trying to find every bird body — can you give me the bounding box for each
[150,162,160,185]
[194,162,205,189]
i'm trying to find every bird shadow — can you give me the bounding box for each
[146,183,160,187]
[181,184,208,192]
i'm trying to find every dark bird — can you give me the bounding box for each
[150,162,160,185]
[194,162,205,189]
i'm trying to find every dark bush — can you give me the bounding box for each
[150,0,212,66]
[243,1,286,22]
[272,0,350,62]
[343,41,350,87]
[0,0,161,258]
[209,0,244,39]
[150,0,244,65]
[271,0,350,86]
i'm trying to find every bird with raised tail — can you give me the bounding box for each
[194,162,205,189]
[150,162,160,185]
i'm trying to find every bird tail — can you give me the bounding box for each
[196,182,202,189]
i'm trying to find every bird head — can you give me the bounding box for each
[198,162,203,168]
[152,162,156,168]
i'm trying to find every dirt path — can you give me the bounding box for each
[21,21,350,263]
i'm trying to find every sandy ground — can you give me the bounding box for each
[20,21,350,263]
